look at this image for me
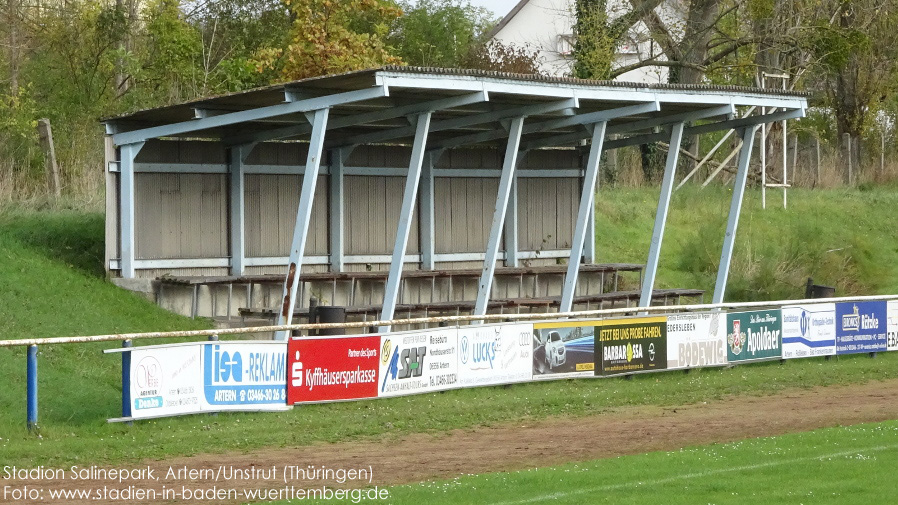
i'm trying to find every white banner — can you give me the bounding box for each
[782,304,836,359]
[888,301,898,351]
[457,323,533,387]
[127,341,288,420]
[666,312,726,369]
[130,346,203,419]
[378,328,458,397]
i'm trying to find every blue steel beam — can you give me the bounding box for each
[559,122,607,313]
[473,117,527,316]
[713,126,759,303]
[329,148,349,273]
[224,91,487,146]
[112,86,386,146]
[436,101,660,150]
[229,143,255,276]
[639,122,686,308]
[379,112,433,328]
[525,104,733,150]
[119,142,145,278]
[542,108,803,151]
[419,151,438,270]
[274,108,330,340]
[343,96,576,147]
[504,158,525,268]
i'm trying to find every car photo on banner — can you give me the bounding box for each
[532,321,599,377]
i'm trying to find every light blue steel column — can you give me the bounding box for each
[473,117,526,317]
[420,152,437,270]
[559,122,607,313]
[329,148,347,273]
[504,166,521,267]
[713,126,759,303]
[229,143,254,276]
[119,142,145,279]
[638,122,685,308]
[380,112,433,327]
[275,108,330,340]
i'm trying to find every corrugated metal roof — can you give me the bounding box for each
[104,67,808,150]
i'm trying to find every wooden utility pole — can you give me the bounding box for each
[36,119,61,199]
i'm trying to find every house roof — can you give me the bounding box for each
[105,66,808,151]
[484,0,532,40]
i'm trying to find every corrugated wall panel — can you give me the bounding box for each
[344,175,419,256]
[244,174,328,257]
[134,173,227,259]
[517,178,578,251]
[434,177,497,253]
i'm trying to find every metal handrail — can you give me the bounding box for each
[2,293,896,347]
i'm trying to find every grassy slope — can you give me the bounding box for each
[0,186,896,466]
[597,184,898,300]
[371,420,898,505]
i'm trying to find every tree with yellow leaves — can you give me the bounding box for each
[256,0,404,81]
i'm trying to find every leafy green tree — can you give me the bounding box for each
[189,0,292,92]
[392,0,496,67]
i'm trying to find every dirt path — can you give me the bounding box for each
[19,379,898,504]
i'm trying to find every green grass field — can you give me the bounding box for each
[0,185,896,470]
[361,420,898,505]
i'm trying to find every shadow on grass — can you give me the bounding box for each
[0,209,105,278]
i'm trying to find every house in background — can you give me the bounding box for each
[488,0,685,83]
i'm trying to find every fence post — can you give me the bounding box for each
[26,345,38,431]
[122,340,132,424]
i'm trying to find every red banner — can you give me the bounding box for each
[287,336,381,404]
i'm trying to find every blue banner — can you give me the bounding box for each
[835,301,887,354]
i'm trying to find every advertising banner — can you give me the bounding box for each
[130,345,203,419]
[532,321,598,377]
[726,310,782,362]
[781,304,836,359]
[835,301,888,354]
[378,328,458,397]
[287,336,380,405]
[201,342,288,410]
[666,312,726,369]
[595,316,667,376]
[889,301,898,352]
[457,323,533,387]
[128,341,288,419]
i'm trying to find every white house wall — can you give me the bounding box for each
[491,0,684,83]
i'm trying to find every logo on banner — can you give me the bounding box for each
[728,320,744,355]
[381,345,427,391]
[133,356,163,410]
[291,351,303,387]
[459,329,499,370]
[648,342,656,362]
[800,310,810,337]
[203,344,286,405]
[842,305,860,332]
